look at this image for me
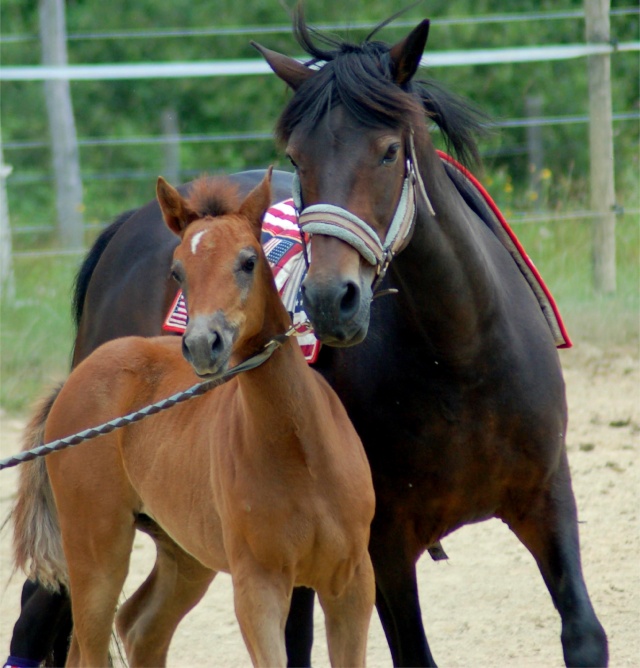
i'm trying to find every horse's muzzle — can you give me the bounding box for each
[182,312,235,377]
[301,276,371,346]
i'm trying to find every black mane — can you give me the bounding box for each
[276,10,488,167]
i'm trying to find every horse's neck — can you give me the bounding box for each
[394,146,498,358]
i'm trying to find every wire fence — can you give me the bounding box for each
[1,7,637,43]
[2,6,638,261]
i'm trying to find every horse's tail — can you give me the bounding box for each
[71,208,136,331]
[12,384,68,591]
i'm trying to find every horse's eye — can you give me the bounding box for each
[382,143,401,165]
[286,154,298,169]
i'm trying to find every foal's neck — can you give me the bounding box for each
[233,287,318,435]
[234,331,322,466]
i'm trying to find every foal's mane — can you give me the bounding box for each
[276,9,488,167]
[186,177,241,219]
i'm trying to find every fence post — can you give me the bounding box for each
[39,0,84,249]
[525,95,544,209]
[0,136,15,302]
[161,108,181,186]
[585,0,616,294]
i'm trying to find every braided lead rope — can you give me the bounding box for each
[0,334,290,472]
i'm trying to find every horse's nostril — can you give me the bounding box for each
[339,281,360,320]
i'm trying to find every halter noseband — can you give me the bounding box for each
[292,131,435,286]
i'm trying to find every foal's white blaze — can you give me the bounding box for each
[191,230,207,255]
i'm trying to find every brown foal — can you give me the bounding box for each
[24,171,375,666]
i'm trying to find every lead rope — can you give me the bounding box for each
[0,330,298,472]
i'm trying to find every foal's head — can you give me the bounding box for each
[156,169,281,377]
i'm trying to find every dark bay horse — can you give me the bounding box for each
[8,11,606,668]
[15,171,375,666]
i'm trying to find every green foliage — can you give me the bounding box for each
[1,1,638,230]
[0,1,638,413]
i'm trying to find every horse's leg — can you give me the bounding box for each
[7,580,72,668]
[232,562,292,667]
[368,523,437,667]
[503,452,608,667]
[318,554,375,668]
[284,587,315,667]
[115,530,215,666]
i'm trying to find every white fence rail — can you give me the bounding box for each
[1,42,638,81]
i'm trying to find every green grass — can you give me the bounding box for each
[0,255,79,413]
[1,207,638,416]
[511,211,639,349]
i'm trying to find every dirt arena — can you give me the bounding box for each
[1,339,638,667]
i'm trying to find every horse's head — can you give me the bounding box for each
[253,16,431,346]
[156,169,275,377]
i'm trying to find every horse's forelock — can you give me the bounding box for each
[186,178,241,219]
[276,14,486,168]
[275,45,417,144]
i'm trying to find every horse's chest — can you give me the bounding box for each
[328,352,533,507]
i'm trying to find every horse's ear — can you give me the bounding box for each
[251,41,314,91]
[239,167,272,241]
[388,19,430,86]
[156,177,199,236]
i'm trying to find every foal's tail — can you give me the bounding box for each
[12,384,69,591]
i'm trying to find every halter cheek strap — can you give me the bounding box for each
[291,131,435,284]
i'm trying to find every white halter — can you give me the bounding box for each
[291,132,435,283]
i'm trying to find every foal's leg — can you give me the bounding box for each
[116,531,215,667]
[503,452,608,667]
[318,553,375,668]
[61,516,135,667]
[231,562,293,667]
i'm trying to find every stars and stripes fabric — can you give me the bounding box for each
[163,198,320,363]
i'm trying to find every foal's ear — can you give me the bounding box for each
[251,42,314,91]
[156,177,199,236]
[389,19,430,86]
[239,167,272,241]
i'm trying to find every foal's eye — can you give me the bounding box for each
[241,256,257,273]
[381,143,401,165]
[170,266,183,284]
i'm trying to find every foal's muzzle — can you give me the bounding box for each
[182,312,235,377]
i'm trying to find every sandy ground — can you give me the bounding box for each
[0,340,638,667]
